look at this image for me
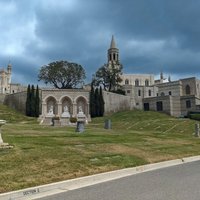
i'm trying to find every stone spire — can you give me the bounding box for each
[110,35,117,49]
[168,75,171,82]
[108,35,119,63]
[160,71,163,80]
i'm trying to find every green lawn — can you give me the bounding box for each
[0,104,200,193]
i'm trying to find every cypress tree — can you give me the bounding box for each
[26,84,31,116]
[30,85,35,117]
[99,86,105,116]
[35,85,40,117]
[90,83,96,118]
[94,88,100,117]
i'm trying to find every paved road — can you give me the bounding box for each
[37,160,200,200]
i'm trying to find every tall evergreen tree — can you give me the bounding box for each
[94,88,100,117]
[99,86,105,116]
[26,84,31,116]
[30,85,35,117]
[90,83,96,118]
[35,85,40,117]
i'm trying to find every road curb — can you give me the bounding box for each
[1,155,200,200]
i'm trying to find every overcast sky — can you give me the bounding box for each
[1,0,200,86]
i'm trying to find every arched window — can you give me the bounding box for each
[125,79,129,85]
[138,90,141,96]
[113,53,116,61]
[161,92,165,96]
[135,79,139,86]
[145,79,149,86]
[186,85,190,95]
[148,90,151,96]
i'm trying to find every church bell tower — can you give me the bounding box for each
[107,35,120,63]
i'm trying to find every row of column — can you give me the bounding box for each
[42,102,90,117]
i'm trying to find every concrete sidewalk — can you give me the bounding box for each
[1,155,200,200]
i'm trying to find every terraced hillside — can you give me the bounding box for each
[0,105,199,193]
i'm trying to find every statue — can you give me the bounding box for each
[48,105,54,114]
[77,105,86,121]
[47,105,54,116]
[64,105,69,112]
[78,106,83,113]
[61,105,70,118]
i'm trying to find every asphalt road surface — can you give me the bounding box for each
[37,160,200,200]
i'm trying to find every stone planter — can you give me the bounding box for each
[0,120,13,149]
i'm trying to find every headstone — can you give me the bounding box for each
[104,119,112,129]
[76,121,85,133]
[195,123,200,137]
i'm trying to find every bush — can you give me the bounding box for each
[111,89,125,95]
[70,117,77,123]
[52,116,60,120]
[189,114,200,121]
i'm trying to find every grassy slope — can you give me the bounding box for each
[0,105,199,193]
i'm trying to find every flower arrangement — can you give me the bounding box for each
[70,117,77,123]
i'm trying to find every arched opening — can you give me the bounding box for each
[61,96,73,115]
[145,79,149,86]
[148,90,151,96]
[125,79,129,85]
[138,90,141,96]
[186,85,191,95]
[135,79,139,86]
[76,96,87,115]
[161,92,165,96]
[113,53,116,61]
[46,96,57,115]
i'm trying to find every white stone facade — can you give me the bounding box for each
[0,64,11,94]
[110,36,200,117]
[40,89,91,124]
[0,64,26,94]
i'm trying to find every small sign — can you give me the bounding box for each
[23,188,40,196]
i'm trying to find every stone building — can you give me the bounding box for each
[110,36,200,117]
[40,89,91,124]
[0,63,26,94]
[143,77,200,117]
[0,63,12,94]
[4,36,200,119]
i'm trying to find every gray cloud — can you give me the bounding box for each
[0,0,200,86]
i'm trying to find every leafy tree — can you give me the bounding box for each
[94,61,123,91]
[38,60,86,89]
[26,84,31,116]
[35,85,40,117]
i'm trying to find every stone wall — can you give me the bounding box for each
[103,91,133,114]
[4,91,27,114]
[0,94,6,104]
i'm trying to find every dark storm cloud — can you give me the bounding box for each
[1,0,200,85]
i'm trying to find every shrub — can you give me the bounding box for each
[111,89,125,95]
[189,114,200,121]
[70,117,77,123]
[52,116,60,120]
